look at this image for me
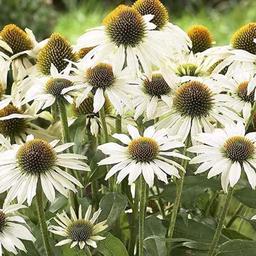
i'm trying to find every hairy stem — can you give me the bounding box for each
[207,188,234,256]
[36,183,52,256]
[139,176,147,256]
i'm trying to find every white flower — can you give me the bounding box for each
[215,73,256,122]
[0,24,47,80]
[203,23,256,76]
[0,204,35,255]
[0,90,55,143]
[157,76,241,144]
[98,125,189,187]
[188,123,256,192]
[132,0,191,54]
[133,70,175,120]
[165,52,214,81]
[22,64,82,112]
[50,205,107,249]
[74,61,135,114]
[75,5,175,78]
[0,135,89,205]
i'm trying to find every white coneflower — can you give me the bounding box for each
[157,77,241,143]
[216,73,256,122]
[0,24,46,80]
[204,23,256,76]
[0,90,55,143]
[74,61,135,114]
[188,123,256,192]
[98,124,188,187]
[37,33,77,76]
[75,5,174,78]
[22,64,83,113]
[165,52,213,81]
[133,0,191,53]
[0,135,89,205]
[0,204,35,255]
[50,205,107,249]
[133,70,175,120]
[0,53,11,97]
[187,24,213,53]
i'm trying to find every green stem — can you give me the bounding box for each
[57,100,70,143]
[156,181,165,218]
[139,176,147,256]
[167,171,185,237]
[226,203,243,228]
[207,188,234,256]
[99,108,115,191]
[57,100,77,209]
[36,183,52,256]
[115,114,122,133]
[85,246,92,256]
[99,108,108,143]
[245,102,256,130]
[167,146,189,254]
[128,180,139,255]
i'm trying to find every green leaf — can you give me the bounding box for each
[99,192,127,227]
[217,239,256,255]
[49,195,68,213]
[234,188,256,208]
[161,176,221,208]
[144,216,167,256]
[62,245,87,256]
[222,228,252,240]
[174,217,228,244]
[97,233,129,256]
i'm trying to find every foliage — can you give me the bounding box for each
[0,0,57,39]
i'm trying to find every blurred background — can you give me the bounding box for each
[0,0,255,45]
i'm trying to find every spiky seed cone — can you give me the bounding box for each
[231,23,256,55]
[103,5,146,47]
[187,25,213,53]
[37,33,76,75]
[133,0,169,30]
[77,47,94,59]
[0,104,27,137]
[0,24,33,55]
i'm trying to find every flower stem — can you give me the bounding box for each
[57,99,78,209]
[36,182,52,256]
[99,107,115,191]
[167,146,189,253]
[57,100,70,143]
[85,246,92,256]
[115,114,122,133]
[245,102,256,130]
[207,188,234,256]
[99,108,108,143]
[138,176,147,256]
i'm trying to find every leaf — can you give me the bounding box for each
[234,188,256,208]
[174,217,228,244]
[217,239,256,255]
[49,195,68,213]
[99,192,127,227]
[144,216,167,256]
[222,228,251,240]
[62,245,87,256]
[97,233,129,256]
[161,176,221,208]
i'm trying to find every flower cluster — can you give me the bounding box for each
[0,0,256,255]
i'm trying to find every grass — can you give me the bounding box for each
[54,0,256,45]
